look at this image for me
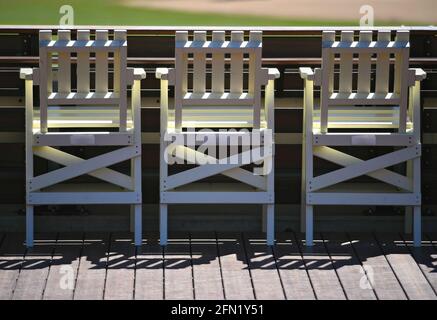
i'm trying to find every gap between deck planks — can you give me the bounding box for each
[0,233,26,300]
[374,232,437,300]
[400,233,437,297]
[321,232,377,300]
[216,232,255,300]
[12,233,57,300]
[243,232,285,300]
[191,232,224,300]
[104,232,136,300]
[348,232,408,300]
[43,232,83,300]
[273,232,316,300]
[135,233,164,300]
[295,232,347,300]
[74,232,110,300]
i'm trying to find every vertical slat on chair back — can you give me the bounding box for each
[320,31,335,133]
[357,31,372,94]
[95,30,109,93]
[38,30,52,133]
[174,30,263,129]
[38,29,128,131]
[394,31,410,133]
[76,30,90,93]
[211,31,225,94]
[248,31,263,129]
[319,30,411,133]
[193,31,207,94]
[57,30,71,93]
[114,30,128,132]
[375,30,391,94]
[338,31,354,93]
[230,31,244,94]
[174,31,188,130]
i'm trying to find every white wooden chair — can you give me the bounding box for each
[300,30,426,247]
[20,29,146,247]
[156,30,279,246]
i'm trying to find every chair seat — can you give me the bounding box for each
[167,106,267,128]
[34,106,133,129]
[312,105,412,129]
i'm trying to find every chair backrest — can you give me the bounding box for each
[38,29,128,132]
[173,30,264,129]
[318,30,411,133]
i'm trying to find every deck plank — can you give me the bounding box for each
[164,233,194,300]
[42,233,83,300]
[349,232,407,300]
[0,233,26,300]
[375,233,437,300]
[135,233,164,300]
[191,232,224,300]
[273,233,315,300]
[243,233,285,300]
[217,232,254,300]
[401,233,437,296]
[296,232,346,300]
[322,232,377,300]
[73,232,109,300]
[104,232,136,300]
[12,233,57,300]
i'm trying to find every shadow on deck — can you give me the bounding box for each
[0,232,436,300]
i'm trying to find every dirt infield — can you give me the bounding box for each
[125,0,436,24]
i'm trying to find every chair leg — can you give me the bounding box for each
[129,206,135,233]
[262,205,267,233]
[404,207,413,234]
[133,204,142,247]
[413,206,421,247]
[305,205,314,246]
[300,202,306,233]
[26,205,34,248]
[160,204,168,246]
[264,204,274,246]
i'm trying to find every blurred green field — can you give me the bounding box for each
[0,0,398,26]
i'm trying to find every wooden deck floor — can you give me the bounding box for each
[0,232,436,300]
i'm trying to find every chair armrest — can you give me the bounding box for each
[127,68,146,84]
[266,68,280,80]
[156,68,175,85]
[412,68,426,82]
[20,68,33,80]
[299,67,314,80]
[20,68,39,83]
[133,68,147,80]
[155,67,168,79]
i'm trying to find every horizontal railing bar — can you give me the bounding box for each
[1,25,437,34]
[1,56,437,65]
